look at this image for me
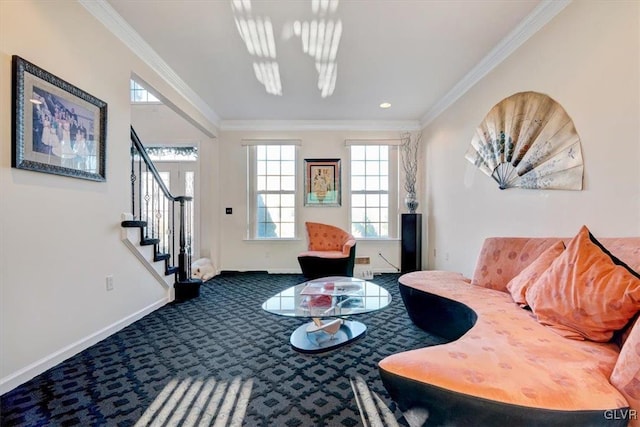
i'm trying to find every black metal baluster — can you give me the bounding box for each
[171,202,176,269]
[138,149,142,222]
[130,141,136,218]
[153,179,159,241]
[144,163,150,239]
[156,182,161,244]
[149,178,154,240]
[162,196,168,255]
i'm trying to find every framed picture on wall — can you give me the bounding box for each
[304,158,341,207]
[11,55,107,181]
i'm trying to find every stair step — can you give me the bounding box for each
[140,238,160,246]
[121,220,146,228]
[166,266,179,275]
[155,252,170,262]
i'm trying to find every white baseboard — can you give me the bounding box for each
[267,268,302,274]
[0,297,168,395]
[374,268,401,274]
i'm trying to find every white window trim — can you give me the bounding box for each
[345,139,403,146]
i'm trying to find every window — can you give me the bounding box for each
[145,146,198,162]
[130,80,160,103]
[350,144,399,238]
[248,144,297,239]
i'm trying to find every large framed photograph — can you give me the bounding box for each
[12,55,107,181]
[304,158,341,206]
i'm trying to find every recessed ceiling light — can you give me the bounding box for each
[379,102,391,109]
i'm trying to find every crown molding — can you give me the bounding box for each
[420,0,571,127]
[79,0,569,133]
[219,120,421,132]
[78,0,221,130]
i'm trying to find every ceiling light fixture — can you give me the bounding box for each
[380,102,391,109]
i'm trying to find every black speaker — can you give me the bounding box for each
[401,213,422,273]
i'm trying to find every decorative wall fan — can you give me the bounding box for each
[465,91,583,190]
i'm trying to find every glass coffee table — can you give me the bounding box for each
[262,276,392,353]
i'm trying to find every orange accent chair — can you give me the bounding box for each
[298,222,357,279]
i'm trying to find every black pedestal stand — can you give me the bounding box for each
[401,213,422,273]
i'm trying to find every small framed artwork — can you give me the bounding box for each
[304,158,341,206]
[12,55,107,181]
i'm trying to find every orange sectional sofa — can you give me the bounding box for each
[379,230,640,426]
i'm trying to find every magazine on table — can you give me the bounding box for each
[299,294,364,311]
[300,279,363,296]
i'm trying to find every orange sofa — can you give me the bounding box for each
[379,231,640,426]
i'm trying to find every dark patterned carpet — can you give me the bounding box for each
[1,273,445,426]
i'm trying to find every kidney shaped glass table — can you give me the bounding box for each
[262,276,392,353]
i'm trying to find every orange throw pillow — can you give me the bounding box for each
[506,240,565,307]
[610,317,640,427]
[525,225,640,342]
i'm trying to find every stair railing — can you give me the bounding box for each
[129,126,194,288]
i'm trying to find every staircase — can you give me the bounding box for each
[121,126,202,301]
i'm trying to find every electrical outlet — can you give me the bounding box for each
[106,275,114,291]
[355,265,373,280]
[355,257,374,280]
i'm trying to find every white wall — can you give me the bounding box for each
[0,1,217,392]
[218,129,410,274]
[422,0,640,277]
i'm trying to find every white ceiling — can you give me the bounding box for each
[94,0,568,129]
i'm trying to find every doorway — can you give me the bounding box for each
[152,153,200,260]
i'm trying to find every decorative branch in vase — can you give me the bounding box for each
[401,131,421,213]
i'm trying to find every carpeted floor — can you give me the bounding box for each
[0,272,446,426]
